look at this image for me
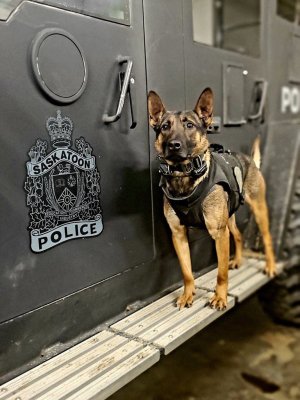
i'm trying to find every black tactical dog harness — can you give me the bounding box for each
[160,148,245,227]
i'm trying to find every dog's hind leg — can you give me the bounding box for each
[244,170,276,277]
[228,214,243,269]
[164,197,195,309]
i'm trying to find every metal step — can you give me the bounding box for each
[0,331,160,400]
[112,258,284,354]
[198,257,284,302]
[112,288,235,355]
[0,257,284,400]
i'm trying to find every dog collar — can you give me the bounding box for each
[158,153,207,177]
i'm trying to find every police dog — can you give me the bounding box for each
[148,88,276,310]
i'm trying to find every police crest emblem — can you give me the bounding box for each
[24,110,103,252]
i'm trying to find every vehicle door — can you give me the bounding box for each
[0,0,153,323]
[182,0,267,247]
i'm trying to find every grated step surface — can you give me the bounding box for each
[0,257,284,399]
[0,331,159,400]
[112,258,284,354]
[198,258,284,301]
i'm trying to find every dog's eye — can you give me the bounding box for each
[161,123,169,131]
[186,122,194,129]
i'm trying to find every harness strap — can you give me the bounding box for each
[158,153,207,178]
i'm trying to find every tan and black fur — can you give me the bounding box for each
[148,88,276,310]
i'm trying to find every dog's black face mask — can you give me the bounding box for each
[148,88,214,166]
[158,111,207,164]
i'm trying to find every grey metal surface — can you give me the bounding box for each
[258,1,300,257]
[0,0,298,387]
[222,62,246,126]
[262,126,300,256]
[0,257,284,399]
[289,33,300,83]
[264,0,300,122]
[0,330,160,400]
[112,257,282,355]
[198,257,285,302]
[0,0,153,322]
[112,288,235,355]
[143,0,185,111]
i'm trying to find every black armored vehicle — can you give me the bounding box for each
[0,0,299,398]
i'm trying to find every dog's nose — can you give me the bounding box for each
[168,140,182,151]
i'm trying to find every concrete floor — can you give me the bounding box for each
[110,295,300,400]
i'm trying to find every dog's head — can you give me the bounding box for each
[148,88,213,164]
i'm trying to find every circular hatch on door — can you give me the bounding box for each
[31,28,88,103]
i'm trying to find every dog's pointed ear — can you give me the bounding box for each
[148,91,166,129]
[194,87,213,127]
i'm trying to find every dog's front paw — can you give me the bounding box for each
[209,294,227,311]
[176,288,195,310]
[265,261,277,278]
[229,258,241,270]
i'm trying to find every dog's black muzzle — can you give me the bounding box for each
[165,139,189,162]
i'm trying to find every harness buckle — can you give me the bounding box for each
[159,162,171,176]
[192,155,207,176]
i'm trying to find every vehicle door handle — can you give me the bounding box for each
[248,79,268,121]
[102,56,136,128]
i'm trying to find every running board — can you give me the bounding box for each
[0,258,284,400]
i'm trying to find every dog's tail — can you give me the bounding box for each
[251,136,261,169]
